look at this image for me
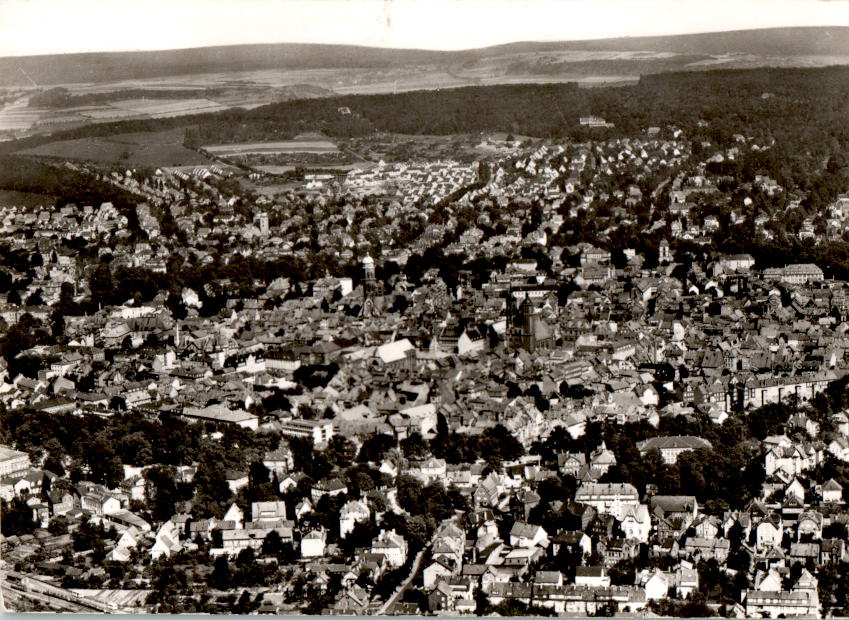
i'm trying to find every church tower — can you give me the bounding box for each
[257,212,269,236]
[362,254,383,301]
[659,239,672,264]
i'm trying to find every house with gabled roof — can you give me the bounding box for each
[756,514,784,550]
[821,478,843,503]
[509,522,548,549]
[371,529,407,567]
[339,500,370,538]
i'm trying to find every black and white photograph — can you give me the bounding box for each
[0,0,848,615]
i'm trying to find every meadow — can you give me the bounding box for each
[202,139,339,157]
[16,128,212,167]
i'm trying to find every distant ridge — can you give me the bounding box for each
[481,26,849,56]
[0,27,847,86]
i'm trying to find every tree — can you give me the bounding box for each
[145,466,181,523]
[193,451,233,519]
[358,434,395,463]
[89,263,114,308]
[349,471,376,497]
[249,461,270,487]
[209,556,232,591]
[327,435,357,468]
[395,474,424,514]
[475,587,491,616]
[235,590,255,614]
[400,432,429,460]
[261,528,284,556]
[479,424,524,467]
[0,497,36,536]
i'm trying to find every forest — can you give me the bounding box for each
[4,67,847,158]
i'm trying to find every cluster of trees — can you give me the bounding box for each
[0,407,280,520]
[182,67,848,150]
[0,496,37,536]
[83,252,310,315]
[0,155,142,212]
[428,423,525,468]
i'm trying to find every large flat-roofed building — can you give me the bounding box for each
[181,404,259,430]
[0,445,31,477]
[277,419,334,446]
[763,263,824,285]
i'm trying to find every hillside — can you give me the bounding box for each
[1,27,847,87]
[486,26,849,57]
[4,67,848,191]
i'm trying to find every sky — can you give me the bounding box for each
[0,0,846,57]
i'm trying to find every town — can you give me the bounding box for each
[2,112,849,619]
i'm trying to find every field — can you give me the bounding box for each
[15,128,213,167]
[254,162,374,175]
[203,139,340,157]
[0,189,57,207]
[0,84,334,141]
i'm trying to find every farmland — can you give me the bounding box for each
[202,139,340,157]
[82,98,229,119]
[14,128,213,167]
[0,83,335,141]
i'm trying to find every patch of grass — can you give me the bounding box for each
[15,128,212,167]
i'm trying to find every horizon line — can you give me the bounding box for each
[1,24,847,61]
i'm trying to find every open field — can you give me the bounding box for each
[0,84,334,140]
[203,139,340,157]
[254,162,374,175]
[15,127,212,167]
[0,189,57,207]
[107,98,229,116]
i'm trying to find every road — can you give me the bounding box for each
[652,176,671,200]
[377,545,428,616]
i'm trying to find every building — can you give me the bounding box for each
[763,263,824,285]
[301,528,327,558]
[277,419,334,446]
[251,501,287,523]
[743,587,819,617]
[0,445,31,477]
[181,404,259,430]
[507,298,554,353]
[575,482,640,520]
[636,436,713,464]
[371,529,408,567]
[719,253,755,271]
[339,500,371,538]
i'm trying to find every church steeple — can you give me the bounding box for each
[362,254,382,300]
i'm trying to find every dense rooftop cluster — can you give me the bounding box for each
[1,114,849,617]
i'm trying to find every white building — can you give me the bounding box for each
[301,528,327,558]
[339,500,371,538]
[574,482,640,520]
